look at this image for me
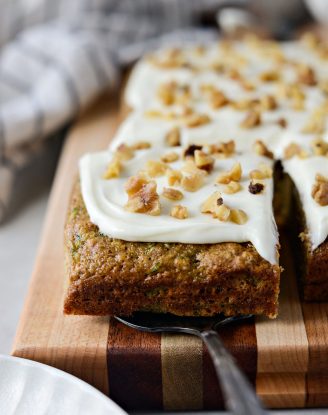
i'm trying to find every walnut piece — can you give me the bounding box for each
[249,163,272,179]
[240,110,261,129]
[213,204,231,221]
[201,191,223,214]
[311,174,328,206]
[296,64,317,86]
[103,157,122,179]
[145,160,168,177]
[209,140,235,158]
[115,144,134,161]
[230,209,248,224]
[166,169,182,186]
[253,140,274,159]
[302,108,326,135]
[125,176,161,215]
[181,171,204,192]
[259,70,280,82]
[223,181,242,194]
[184,144,203,159]
[194,150,215,173]
[162,187,183,201]
[311,137,328,156]
[170,205,188,219]
[157,81,191,106]
[260,95,277,111]
[216,162,242,184]
[165,127,181,147]
[131,141,151,150]
[161,152,179,163]
[185,113,211,128]
[201,85,229,109]
[284,143,305,159]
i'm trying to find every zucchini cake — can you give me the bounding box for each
[64,34,328,317]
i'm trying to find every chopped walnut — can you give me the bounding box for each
[125,176,160,215]
[166,169,182,186]
[216,162,242,184]
[194,150,215,173]
[209,140,235,158]
[249,180,265,194]
[184,144,203,159]
[277,83,305,111]
[213,204,231,222]
[296,64,317,86]
[181,160,207,177]
[131,141,151,150]
[148,48,187,69]
[302,107,326,135]
[144,109,163,118]
[210,90,229,108]
[249,164,272,180]
[157,82,175,105]
[103,157,122,179]
[284,143,303,159]
[115,144,134,161]
[145,160,168,177]
[185,113,211,128]
[165,127,181,147]
[259,70,280,82]
[228,68,242,80]
[230,209,248,225]
[240,79,256,92]
[311,174,328,206]
[223,181,242,194]
[260,95,277,111]
[240,110,261,129]
[232,98,259,111]
[170,205,188,219]
[162,187,183,201]
[201,191,223,214]
[181,171,205,192]
[311,137,328,156]
[161,152,179,163]
[157,81,191,106]
[253,140,274,159]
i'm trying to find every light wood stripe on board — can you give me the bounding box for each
[255,237,308,407]
[12,95,115,395]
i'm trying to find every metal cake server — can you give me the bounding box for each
[115,313,265,415]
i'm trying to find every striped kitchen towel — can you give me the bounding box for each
[0,0,219,223]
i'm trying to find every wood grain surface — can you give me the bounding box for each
[12,93,328,410]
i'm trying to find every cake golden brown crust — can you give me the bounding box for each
[63,181,280,318]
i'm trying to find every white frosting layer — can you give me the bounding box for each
[79,39,328,264]
[80,149,278,264]
[282,157,328,250]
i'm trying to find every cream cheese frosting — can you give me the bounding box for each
[80,148,278,264]
[282,156,328,250]
[79,37,328,265]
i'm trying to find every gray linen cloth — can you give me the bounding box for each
[0,0,220,222]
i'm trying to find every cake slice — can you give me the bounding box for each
[282,156,328,301]
[64,140,280,318]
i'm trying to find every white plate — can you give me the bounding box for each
[0,354,127,415]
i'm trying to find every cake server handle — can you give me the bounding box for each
[201,330,266,415]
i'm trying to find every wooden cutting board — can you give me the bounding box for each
[12,93,328,411]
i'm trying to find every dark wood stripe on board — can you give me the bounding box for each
[203,317,257,409]
[107,318,163,410]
